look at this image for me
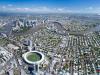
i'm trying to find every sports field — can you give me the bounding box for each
[26,52,41,62]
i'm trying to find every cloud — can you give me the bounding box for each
[1,4,13,10]
[84,6,100,13]
[8,6,72,13]
[15,7,38,12]
[2,6,6,9]
[1,5,100,14]
[0,5,73,13]
[8,4,13,7]
[57,8,63,11]
[86,7,93,10]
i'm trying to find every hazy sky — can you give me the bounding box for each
[0,0,100,13]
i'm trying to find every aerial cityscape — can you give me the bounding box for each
[0,0,100,75]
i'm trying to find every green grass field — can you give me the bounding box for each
[27,53,41,62]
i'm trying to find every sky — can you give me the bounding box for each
[0,0,100,13]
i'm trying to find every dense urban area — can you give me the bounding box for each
[0,13,100,75]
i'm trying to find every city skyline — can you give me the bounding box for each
[0,0,100,13]
[0,1,100,75]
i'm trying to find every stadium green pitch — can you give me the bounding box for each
[26,52,41,62]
